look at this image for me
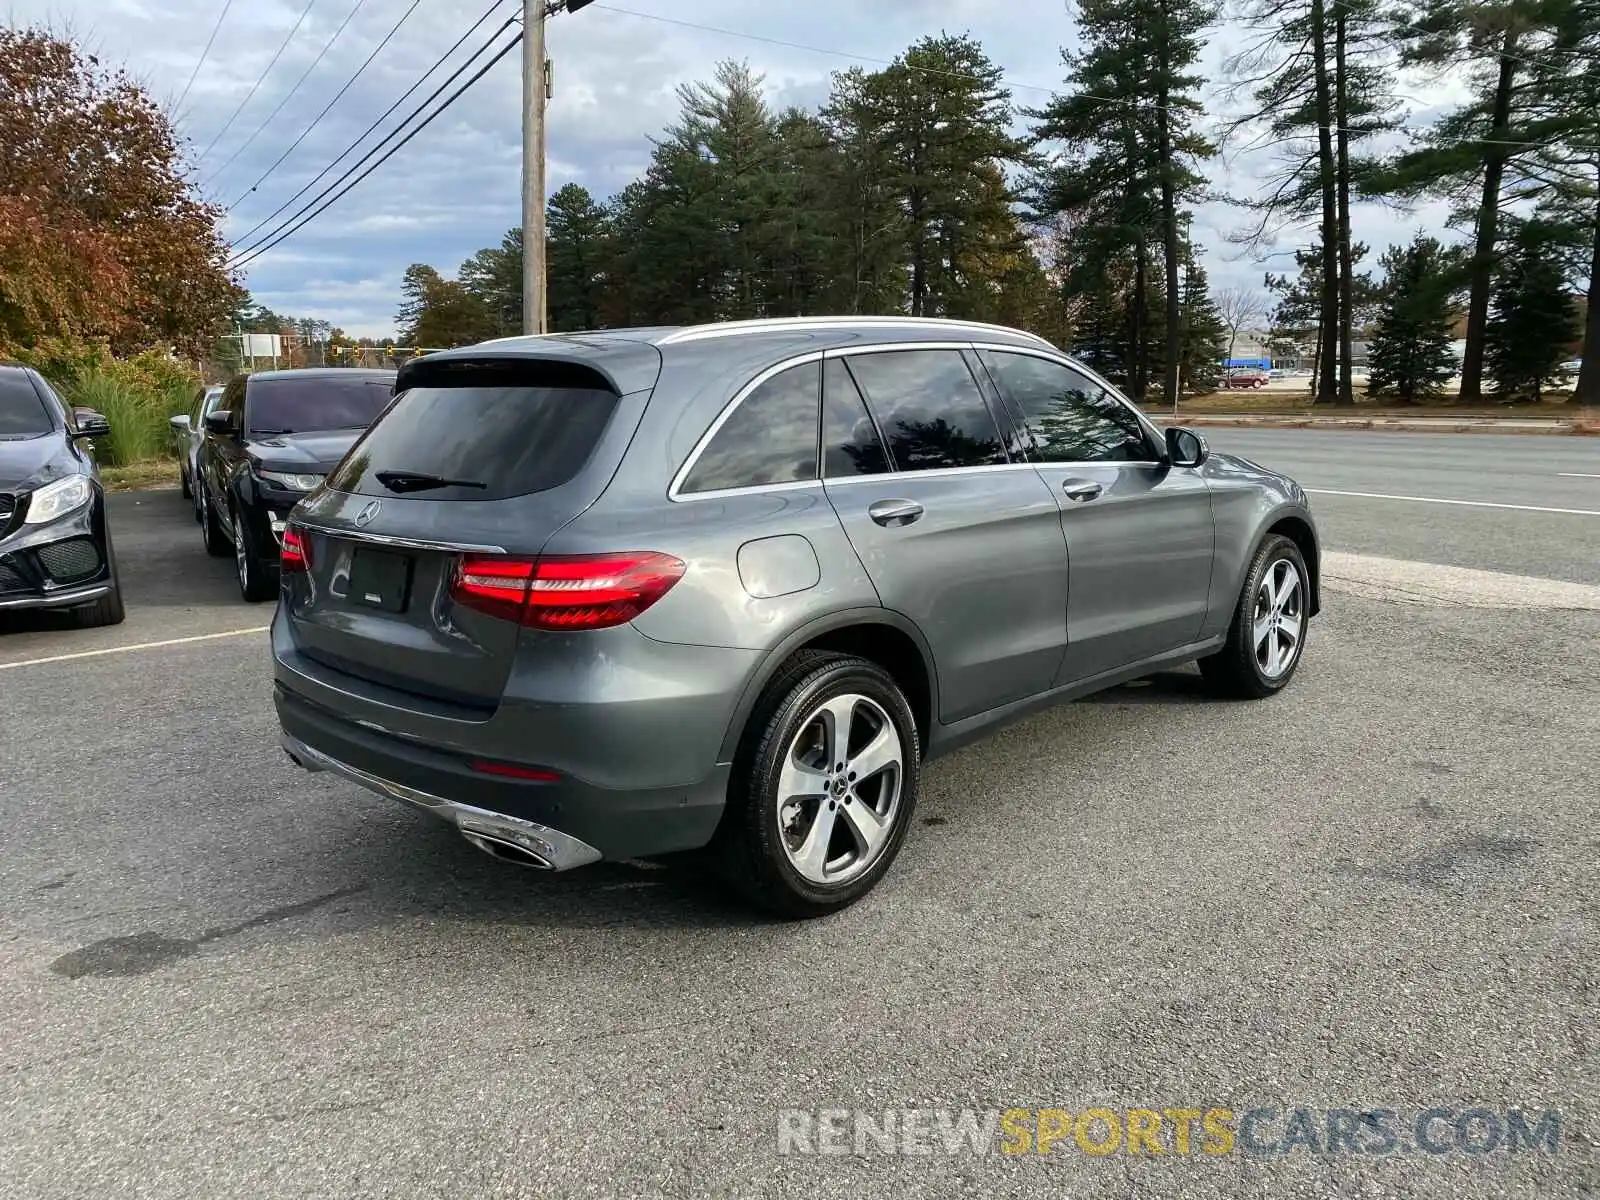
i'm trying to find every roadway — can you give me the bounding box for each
[1,428,1597,1199]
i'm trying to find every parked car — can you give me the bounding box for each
[196,368,396,602]
[168,384,224,507]
[1222,368,1270,389]
[0,361,124,627]
[273,317,1320,917]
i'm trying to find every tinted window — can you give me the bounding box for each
[0,372,52,436]
[680,362,820,494]
[216,376,245,417]
[328,381,620,501]
[247,375,394,436]
[979,351,1153,463]
[822,359,890,478]
[843,350,1007,472]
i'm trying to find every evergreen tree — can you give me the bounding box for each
[1366,234,1461,402]
[395,263,494,349]
[1380,0,1570,403]
[458,228,522,337]
[1179,261,1228,393]
[1031,0,1215,402]
[545,184,611,332]
[1485,218,1579,400]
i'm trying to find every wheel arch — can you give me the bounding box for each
[716,608,939,764]
[1258,509,1321,617]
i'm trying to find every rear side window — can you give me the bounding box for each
[0,373,52,436]
[822,359,890,478]
[247,375,395,436]
[843,350,1008,472]
[679,361,820,494]
[328,379,620,501]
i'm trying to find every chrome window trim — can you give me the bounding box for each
[968,341,1170,464]
[667,351,825,502]
[655,316,1054,349]
[823,462,1045,486]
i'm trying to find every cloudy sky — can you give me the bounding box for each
[15,0,1461,337]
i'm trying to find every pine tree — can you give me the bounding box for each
[1031,0,1215,402]
[545,184,611,332]
[1179,261,1228,393]
[458,228,522,337]
[1485,219,1579,401]
[1366,234,1460,403]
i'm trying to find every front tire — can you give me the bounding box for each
[1200,533,1310,698]
[232,505,276,603]
[714,651,922,919]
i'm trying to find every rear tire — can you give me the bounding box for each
[713,651,921,919]
[1200,533,1310,699]
[201,489,230,558]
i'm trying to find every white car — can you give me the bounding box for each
[168,385,224,515]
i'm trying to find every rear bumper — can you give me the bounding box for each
[281,731,603,870]
[274,682,733,863]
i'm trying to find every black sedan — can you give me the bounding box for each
[0,361,124,627]
[196,368,396,601]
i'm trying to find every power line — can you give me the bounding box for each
[202,0,373,191]
[226,0,510,250]
[229,11,520,266]
[228,0,428,209]
[194,0,323,166]
[174,0,237,117]
[232,27,524,270]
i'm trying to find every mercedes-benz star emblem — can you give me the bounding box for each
[354,500,382,528]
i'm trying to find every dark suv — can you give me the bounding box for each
[196,368,396,601]
[0,362,123,627]
[274,318,1320,916]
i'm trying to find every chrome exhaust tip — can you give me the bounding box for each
[460,829,555,870]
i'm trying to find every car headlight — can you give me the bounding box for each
[23,475,93,524]
[258,470,325,492]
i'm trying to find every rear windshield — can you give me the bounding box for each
[0,373,52,437]
[247,375,395,436]
[326,383,619,500]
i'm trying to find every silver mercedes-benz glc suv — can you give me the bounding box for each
[274,316,1320,917]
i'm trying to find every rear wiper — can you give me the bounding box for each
[374,470,487,494]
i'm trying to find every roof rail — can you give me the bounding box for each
[653,316,1054,348]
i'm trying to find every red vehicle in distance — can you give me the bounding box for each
[1221,368,1270,389]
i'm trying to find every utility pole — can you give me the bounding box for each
[521,0,547,335]
[521,0,592,337]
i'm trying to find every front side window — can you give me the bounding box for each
[842,350,1008,472]
[978,351,1154,463]
[679,361,821,494]
[0,373,52,437]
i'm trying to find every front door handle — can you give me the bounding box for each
[1061,478,1104,502]
[868,498,924,527]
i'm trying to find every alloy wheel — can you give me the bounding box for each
[1253,558,1304,679]
[776,693,903,887]
[233,512,249,590]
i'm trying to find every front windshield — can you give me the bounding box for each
[246,376,394,436]
[0,373,52,437]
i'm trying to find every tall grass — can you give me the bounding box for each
[66,370,178,468]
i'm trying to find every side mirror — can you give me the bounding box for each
[169,414,191,432]
[1166,427,1209,468]
[204,409,239,437]
[72,410,111,439]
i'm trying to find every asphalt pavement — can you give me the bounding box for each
[1,431,1597,1199]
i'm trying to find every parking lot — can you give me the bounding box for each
[2,429,1598,1198]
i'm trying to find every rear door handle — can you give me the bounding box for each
[1061,478,1104,502]
[868,498,924,527]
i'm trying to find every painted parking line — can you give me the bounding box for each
[0,626,270,672]
[1307,489,1600,517]
[1556,472,1600,479]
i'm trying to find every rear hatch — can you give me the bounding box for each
[281,353,654,711]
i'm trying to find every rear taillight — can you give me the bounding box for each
[450,551,686,630]
[281,526,310,573]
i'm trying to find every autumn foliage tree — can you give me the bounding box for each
[0,27,239,357]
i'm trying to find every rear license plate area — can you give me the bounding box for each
[347,547,412,613]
